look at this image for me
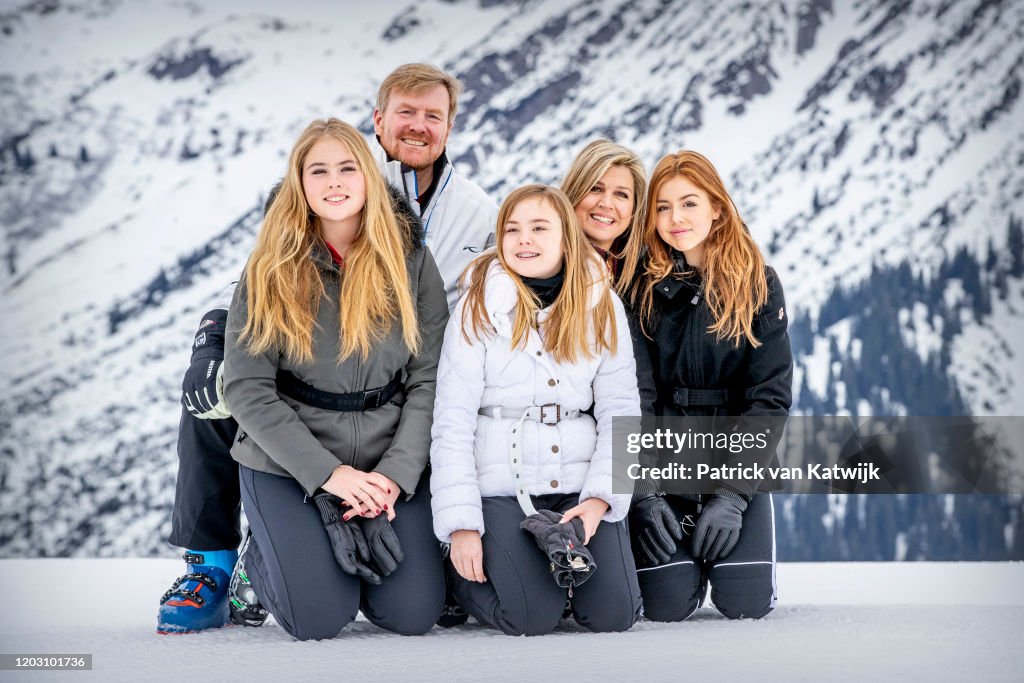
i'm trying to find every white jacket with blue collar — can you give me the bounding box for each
[374,146,497,310]
[429,258,641,543]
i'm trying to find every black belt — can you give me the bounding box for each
[671,387,734,408]
[277,370,403,411]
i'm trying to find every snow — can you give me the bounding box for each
[802,334,833,399]
[950,283,1024,415]
[1,560,1021,681]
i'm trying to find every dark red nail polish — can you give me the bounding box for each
[383,504,389,511]
[387,489,391,494]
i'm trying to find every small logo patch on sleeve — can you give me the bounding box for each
[778,307,785,320]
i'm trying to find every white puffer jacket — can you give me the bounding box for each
[429,259,641,543]
[375,146,497,310]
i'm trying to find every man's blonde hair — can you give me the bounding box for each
[376,63,463,123]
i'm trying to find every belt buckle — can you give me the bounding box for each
[673,387,689,407]
[539,403,561,425]
[362,387,382,410]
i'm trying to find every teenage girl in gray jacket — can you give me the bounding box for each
[223,118,449,640]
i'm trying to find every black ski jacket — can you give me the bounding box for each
[644,257,793,499]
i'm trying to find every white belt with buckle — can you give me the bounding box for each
[478,404,583,515]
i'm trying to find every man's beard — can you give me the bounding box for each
[393,153,432,171]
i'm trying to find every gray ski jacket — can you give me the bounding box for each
[223,187,449,498]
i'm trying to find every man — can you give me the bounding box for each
[158,63,497,634]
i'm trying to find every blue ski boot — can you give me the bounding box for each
[157,550,233,634]
[229,534,269,627]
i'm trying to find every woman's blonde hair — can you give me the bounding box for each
[560,139,647,302]
[461,184,618,363]
[640,150,768,347]
[239,117,420,362]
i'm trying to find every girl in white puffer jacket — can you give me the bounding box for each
[429,184,643,636]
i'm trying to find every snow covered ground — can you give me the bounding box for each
[2,560,1021,681]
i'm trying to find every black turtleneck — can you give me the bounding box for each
[416,154,448,207]
[521,268,565,309]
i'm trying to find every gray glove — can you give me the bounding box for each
[693,490,748,563]
[630,495,684,567]
[313,491,382,585]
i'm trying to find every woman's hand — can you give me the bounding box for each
[560,498,610,544]
[321,465,392,520]
[450,530,486,583]
[365,472,400,521]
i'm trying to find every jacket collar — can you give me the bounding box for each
[482,255,610,330]
[653,251,701,301]
[373,142,453,222]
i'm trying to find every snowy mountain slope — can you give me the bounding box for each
[0,0,1022,556]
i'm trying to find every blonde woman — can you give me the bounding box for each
[222,118,449,640]
[560,139,647,292]
[560,139,655,414]
[631,151,793,621]
[430,184,642,636]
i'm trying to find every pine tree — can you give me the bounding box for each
[995,268,1008,300]
[14,144,34,171]
[798,370,814,411]
[1009,216,1024,277]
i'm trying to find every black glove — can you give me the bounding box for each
[312,491,382,585]
[630,494,684,567]
[520,509,596,591]
[182,309,231,419]
[693,490,748,563]
[357,513,404,577]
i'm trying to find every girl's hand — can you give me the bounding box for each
[321,465,391,520]
[365,472,400,521]
[450,530,486,583]
[560,498,610,544]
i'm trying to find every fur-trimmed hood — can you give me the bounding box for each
[386,181,425,251]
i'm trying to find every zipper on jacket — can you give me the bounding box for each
[350,352,362,469]
[351,413,360,469]
[678,280,706,392]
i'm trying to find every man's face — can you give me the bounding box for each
[373,85,452,172]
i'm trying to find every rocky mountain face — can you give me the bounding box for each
[1,0,1021,558]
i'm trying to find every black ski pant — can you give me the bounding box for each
[239,465,445,641]
[635,493,776,621]
[168,407,241,550]
[450,494,642,636]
